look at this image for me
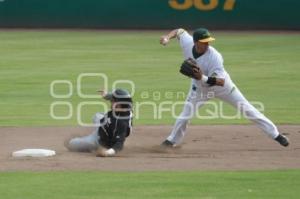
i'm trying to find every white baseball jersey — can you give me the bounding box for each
[177,29,231,91]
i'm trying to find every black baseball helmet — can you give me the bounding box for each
[106,89,132,109]
[112,89,132,102]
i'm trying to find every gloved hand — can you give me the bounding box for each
[180,58,203,80]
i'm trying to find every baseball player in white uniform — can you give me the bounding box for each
[159,28,289,147]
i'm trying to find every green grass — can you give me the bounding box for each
[0,30,299,126]
[0,170,299,199]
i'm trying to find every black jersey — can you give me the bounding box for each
[97,110,132,152]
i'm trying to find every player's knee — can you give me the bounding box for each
[67,138,83,151]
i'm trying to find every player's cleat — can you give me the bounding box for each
[275,134,289,147]
[161,140,176,148]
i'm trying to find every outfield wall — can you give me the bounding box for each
[0,0,299,30]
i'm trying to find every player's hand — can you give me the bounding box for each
[97,88,107,97]
[215,78,225,86]
[95,147,116,157]
[180,58,203,80]
[160,36,170,46]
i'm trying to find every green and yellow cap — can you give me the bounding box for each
[193,28,215,43]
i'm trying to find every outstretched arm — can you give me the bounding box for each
[160,28,185,46]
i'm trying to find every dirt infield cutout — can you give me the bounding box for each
[1,125,299,171]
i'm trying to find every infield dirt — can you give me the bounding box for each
[1,125,299,171]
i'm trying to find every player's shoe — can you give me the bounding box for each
[161,140,176,148]
[275,134,289,147]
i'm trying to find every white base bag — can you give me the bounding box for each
[12,149,56,158]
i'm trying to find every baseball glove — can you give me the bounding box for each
[180,58,202,79]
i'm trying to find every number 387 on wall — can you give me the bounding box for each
[169,0,236,11]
